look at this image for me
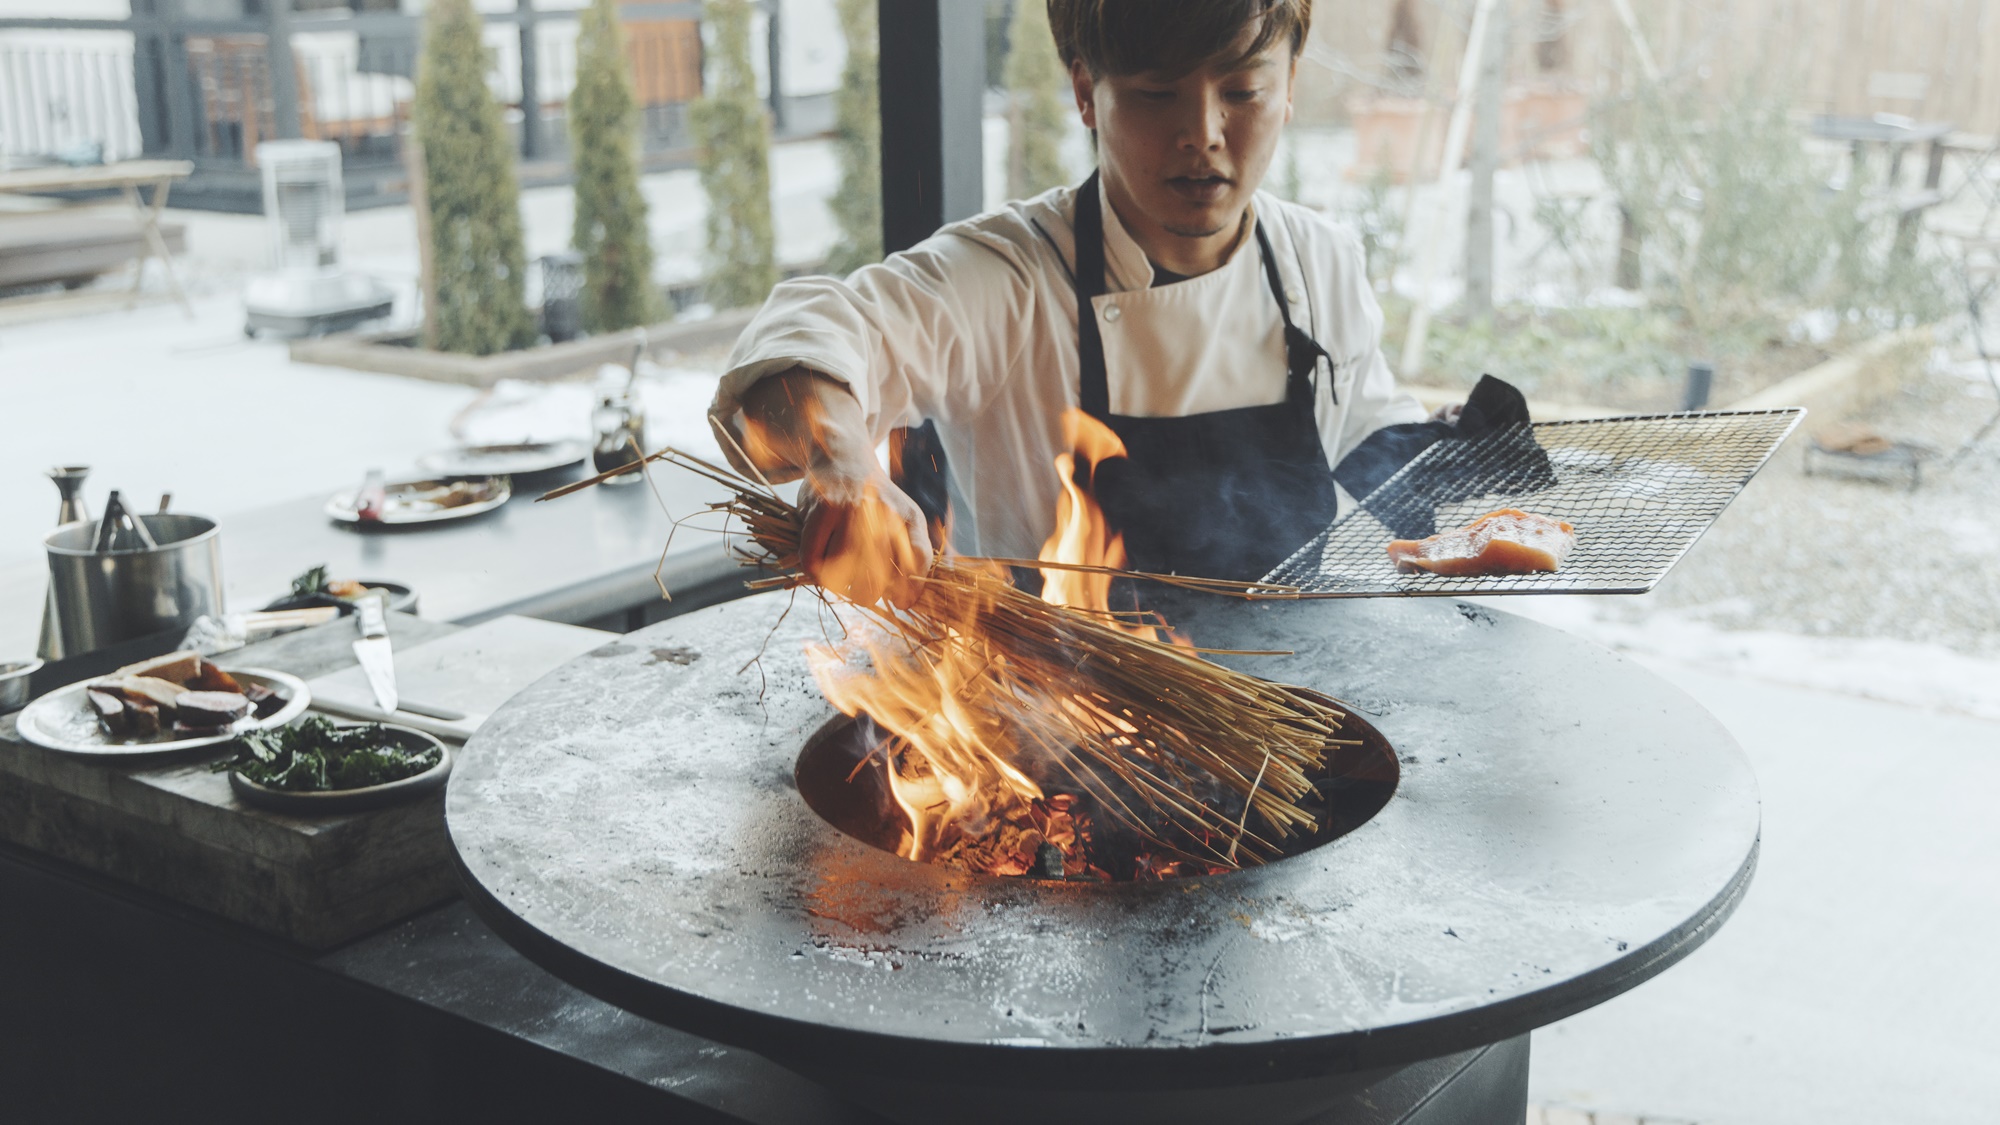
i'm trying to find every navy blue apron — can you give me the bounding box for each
[1070,171,1343,581]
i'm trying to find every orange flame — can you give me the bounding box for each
[1037,411,1126,613]
[806,409,1165,868]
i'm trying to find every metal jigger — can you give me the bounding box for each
[49,465,91,525]
[38,465,91,660]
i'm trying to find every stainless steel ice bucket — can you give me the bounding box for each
[41,514,224,661]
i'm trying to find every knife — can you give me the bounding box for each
[353,594,398,715]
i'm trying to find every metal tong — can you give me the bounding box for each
[91,490,160,554]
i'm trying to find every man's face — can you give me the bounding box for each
[1072,27,1296,248]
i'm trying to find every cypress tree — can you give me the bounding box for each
[570,0,659,333]
[823,0,881,276]
[689,0,778,309]
[1004,0,1071,199]
[412,0,534,355]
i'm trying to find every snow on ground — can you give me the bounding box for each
[1498,594,2000,724]
[1528,662,2000,1125]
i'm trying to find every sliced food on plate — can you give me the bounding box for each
[85,649,288,739]
[1388,509,1577,577]
[325,476,509,525]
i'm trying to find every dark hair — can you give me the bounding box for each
[1047,0,1313,79]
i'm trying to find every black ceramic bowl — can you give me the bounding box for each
[229,723,451,815]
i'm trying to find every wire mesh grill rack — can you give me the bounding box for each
[1264,409,1805,597]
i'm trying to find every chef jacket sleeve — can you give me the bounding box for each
[710,228,1036,481]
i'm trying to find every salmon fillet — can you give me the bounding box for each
[1387,509,1576,576]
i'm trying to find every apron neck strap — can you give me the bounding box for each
[1253,218,1336,405]
[1073,171,1112,417]
[1071,171,1330,419]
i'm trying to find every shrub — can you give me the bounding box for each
[1597,85,1952,334]
[823,0,882,276]
[1004,0,1071,199]
[412,0,534,355]
[689,0,778,309]
[570,0,660,332]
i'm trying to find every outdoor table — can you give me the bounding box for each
[213,467,747,632]
[1810,114,1954,253]
[0,159,195,314]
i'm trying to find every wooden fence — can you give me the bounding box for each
[1298,0,2000,139]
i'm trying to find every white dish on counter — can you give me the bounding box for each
[15,667,311,756]
[324,477,510,526]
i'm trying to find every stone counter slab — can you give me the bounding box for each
[0,612,463,948]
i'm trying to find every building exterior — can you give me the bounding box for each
[0,0,840,211]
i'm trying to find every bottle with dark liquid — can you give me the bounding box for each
[592,390,644,483]
[592,331,649,484]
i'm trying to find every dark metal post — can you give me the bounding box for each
[518,0,543,160]
[877,0,984,529]
[265,0,303,141]
[136,0,198,159]
[1683,362,1714,411]
[130,1,170,156]
[765,0,787,134]
[877,0,985,253]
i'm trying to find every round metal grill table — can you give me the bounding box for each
[447,594,1759,1125]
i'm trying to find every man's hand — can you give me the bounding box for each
[796,476,933,609]
[738,368,934,608]
[1429,402,1464,426]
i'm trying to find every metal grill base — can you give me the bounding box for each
[809,1035,1530,1125]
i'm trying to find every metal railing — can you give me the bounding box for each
[0,2,791,211]
[0,40,144,165]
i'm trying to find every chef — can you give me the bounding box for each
[709,0,1437,604]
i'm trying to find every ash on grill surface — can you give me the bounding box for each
[1270,409,1804,597]
[794,707,1400,882]
[447,591,1761,1103]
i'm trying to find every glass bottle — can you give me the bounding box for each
[592,389,644,484]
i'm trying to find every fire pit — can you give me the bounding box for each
[794,694,1401,882]
[447,593,1758,1124]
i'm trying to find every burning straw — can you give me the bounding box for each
[543,443,1352,873]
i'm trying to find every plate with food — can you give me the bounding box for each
[262,565,418,616]
[217,716,451,814]
[417,440,589,480]
[324,476,509,526]
[15,650,310,756]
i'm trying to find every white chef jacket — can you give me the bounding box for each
[712,178,1427,560]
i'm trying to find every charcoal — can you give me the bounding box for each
[1027,843,1065,880]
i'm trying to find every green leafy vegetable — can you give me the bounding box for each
[214,715,441,792]
[289,564,331,599]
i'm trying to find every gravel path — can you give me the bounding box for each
[1596,360,2000,660]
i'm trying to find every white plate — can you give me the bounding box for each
[324,476,510,526]
[15,668,311,756]
[417,440,588,479]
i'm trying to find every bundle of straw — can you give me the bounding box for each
[543,446,1352,869]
